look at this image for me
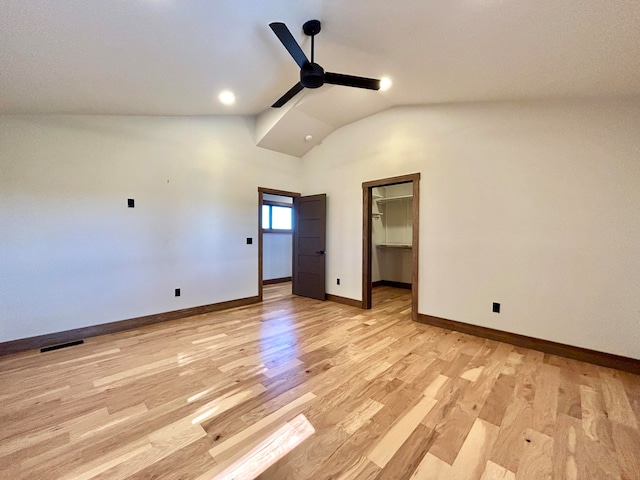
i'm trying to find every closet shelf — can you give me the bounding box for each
[375,194,413,203]
[376,243,412,249]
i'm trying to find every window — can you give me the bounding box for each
[262,203,292,231]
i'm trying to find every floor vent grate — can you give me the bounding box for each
[40,339,84,353]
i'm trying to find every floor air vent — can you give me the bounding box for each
[40,339,84,353]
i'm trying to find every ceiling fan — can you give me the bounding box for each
[269,20,381,108]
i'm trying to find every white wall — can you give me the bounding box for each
[263,233,292,280]
[302,98,640,359]
[3,99,640,360]
[0,115,301,342]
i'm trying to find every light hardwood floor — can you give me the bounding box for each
[1,283,639,479]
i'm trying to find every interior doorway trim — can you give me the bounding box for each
[258,187,301,302]
[362,173,420,321]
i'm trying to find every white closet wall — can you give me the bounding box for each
[372,183,413,285]
[371,187,384,283]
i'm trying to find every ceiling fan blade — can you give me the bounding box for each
[269,22,309,69]
[272,82,305,108]
[325,72,381,90]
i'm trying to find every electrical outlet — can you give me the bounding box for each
[128,198,135,208]
[175,288,181,297]
[246,237,253,245]
[493,302,500,313]
[337,278,340,285]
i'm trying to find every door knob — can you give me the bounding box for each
[316,250,325,255]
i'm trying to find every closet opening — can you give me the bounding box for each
[362,174,420,321]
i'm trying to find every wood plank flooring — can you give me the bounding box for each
[1,283,639,479]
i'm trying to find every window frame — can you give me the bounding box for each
[262,201,293,233]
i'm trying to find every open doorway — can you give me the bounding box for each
[362,174,420,321]
[258,187,300,301]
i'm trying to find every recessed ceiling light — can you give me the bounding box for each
[305,135,313,142]
[380,77,392,91]
[218,90,235,105]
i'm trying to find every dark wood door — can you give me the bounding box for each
[292,194,326,300]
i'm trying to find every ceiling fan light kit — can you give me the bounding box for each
[269,19,381,108]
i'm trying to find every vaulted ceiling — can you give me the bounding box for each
[2,1,639,156]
